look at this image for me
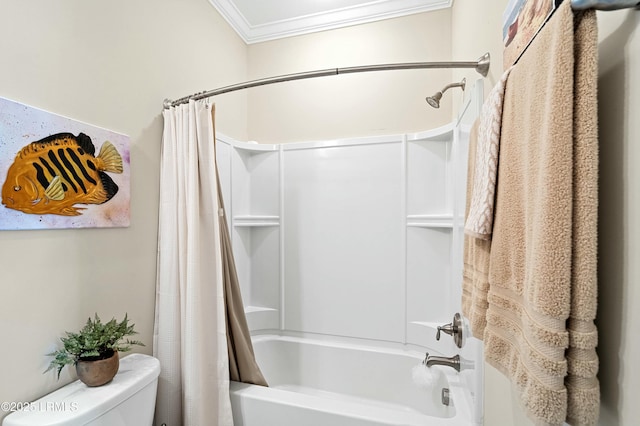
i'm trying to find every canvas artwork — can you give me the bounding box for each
[0,96,130,230]
[503,0,560,68]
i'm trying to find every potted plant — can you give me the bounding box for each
[46,313,144,387]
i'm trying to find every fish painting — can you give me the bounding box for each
[1,132,123,216]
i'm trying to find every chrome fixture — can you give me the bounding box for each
[426,78,466,109]
[441,388,451,406]
[436,313,463,348]
[424,353,461,372]
[165,54,491,109]
[571,0,640,10]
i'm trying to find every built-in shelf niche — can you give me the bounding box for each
[217,136,281,332]
[406,124,454,224]
[404,124,456,347]
[231,143,280,219]
[233,226,280,330]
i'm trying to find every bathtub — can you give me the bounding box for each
[229,335,474,426]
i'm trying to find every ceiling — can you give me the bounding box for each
[208,0,452,44]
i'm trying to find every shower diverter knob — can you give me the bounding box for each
[436,313,463,348]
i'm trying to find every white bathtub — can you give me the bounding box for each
[230,335,474,426]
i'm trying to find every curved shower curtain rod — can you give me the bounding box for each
[163,52,491,109]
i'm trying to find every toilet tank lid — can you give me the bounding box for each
[2,354,160,426]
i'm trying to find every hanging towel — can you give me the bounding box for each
[464,66,513,240]
[463,1,600,425]
[462,122,493,339]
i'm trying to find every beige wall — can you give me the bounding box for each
[452,1,640,425]
[247,10,454,144]
[451,0,509,113]
[595,10,640,426]
[0,0,247,421]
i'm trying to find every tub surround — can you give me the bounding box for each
[218,83,485,425]
[217,124,461,347]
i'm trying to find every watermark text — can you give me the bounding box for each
[1,401,79,412]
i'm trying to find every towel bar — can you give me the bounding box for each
[571,0,640,10]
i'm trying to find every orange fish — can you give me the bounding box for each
[1,132,123,216]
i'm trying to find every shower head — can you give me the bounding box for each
[426,78,466,109]
[426,92,443,108]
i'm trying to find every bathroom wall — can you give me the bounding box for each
[452,1,640,425]
[593,9,640,426]
[0,0,247,421]
[450,1,508,113]
[246,9,454,144]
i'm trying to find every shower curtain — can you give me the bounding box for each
[153,100,265,426]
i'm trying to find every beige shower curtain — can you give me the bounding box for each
[212,106,268,387]
[154,100,265,426]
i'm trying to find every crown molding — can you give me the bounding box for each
[209,0,453,44]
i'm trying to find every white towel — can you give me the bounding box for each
[464,67,513,240]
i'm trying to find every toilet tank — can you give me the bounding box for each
[3,354,160,426]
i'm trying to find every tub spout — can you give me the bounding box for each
[425,353,461,372]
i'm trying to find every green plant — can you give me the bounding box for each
[45,313,144,379]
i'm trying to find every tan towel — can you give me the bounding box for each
[463,2,600,425]
[464,66,513,240]
[462,122,492,339]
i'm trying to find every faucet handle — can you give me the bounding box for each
[436,323,457,340]
[436,313,463,348]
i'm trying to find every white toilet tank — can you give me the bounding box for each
[3,354,160,426]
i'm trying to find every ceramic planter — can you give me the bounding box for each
[76,350,119,387]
